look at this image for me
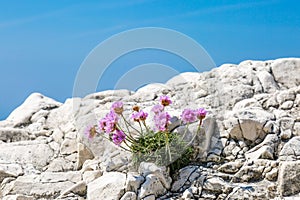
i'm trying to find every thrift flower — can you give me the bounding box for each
[151,104,164,114]
[84,125,97,140]
[99,111,119,133]
[160,95,172,106]
[132,110,148,122]
[154,111,171,131]
[195,108,207,120]
[111,101,123,115]
[112,130,126,146]
[181,109,197,123]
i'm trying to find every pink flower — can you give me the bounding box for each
[160,95,172,106]
[112,130,126,146]
[132,110,148,122]
[151,104,164,114]
[111,101,123,115]
[154,111,171,131]
[99,111,119,134]
[181,109,197,123]
[84,125,97,140]
[195,108,207,119]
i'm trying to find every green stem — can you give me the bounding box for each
[142,120,150,134]
[138,121,144,136]
[121,114,140,133]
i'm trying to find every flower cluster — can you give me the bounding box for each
[85,95,207,160]
[181,108,207,124]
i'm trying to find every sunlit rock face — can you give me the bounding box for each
[0,58,300,199]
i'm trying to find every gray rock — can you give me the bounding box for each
[218,161,243,174]
[278,161,300,196]
[126,172,145,193]
[225,108,274,141]
[138,174,167,199]
[279,136,300,161]
[0,128,31,142]
[171,166,198,192]
[76,143,94,170]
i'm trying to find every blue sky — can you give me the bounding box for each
[0,0,299,120]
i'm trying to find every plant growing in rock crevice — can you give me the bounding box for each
[85,95,207,171]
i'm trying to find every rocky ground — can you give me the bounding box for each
[0,58,300,200]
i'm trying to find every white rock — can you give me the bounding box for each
[271,58,300,89]
[2,194,35,200]
[6,171,81,197]
[120,191,137,200]
[6,93,61,127]
[0,141,53,169]
[82,170,102,184]
[87,172,126,200]
[60,139,78,155]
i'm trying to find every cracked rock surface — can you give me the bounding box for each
[0,58,300,199]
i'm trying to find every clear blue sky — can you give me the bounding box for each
[0,0,299,120]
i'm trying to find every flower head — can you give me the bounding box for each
[99,111,119,134]
[111,101,123,115]
[181,109,197,124]
[160,95,172,106]
[132,110,148,122]
[151,104,164,114]
[153,111,171,131]
[84,125,97,140]
[195,108,207,120]
[112,130,126,146]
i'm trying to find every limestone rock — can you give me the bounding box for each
[3,171,81,198]
[278,161,300,196]
[271,58,300,89]
[0,58,299,199]
[279,136,300,161]
[224,108,274,142]
[76,143,94,170]
[87,172,126,200]
[138,174,167,199]
[6,93,61,127]
[0,141,53,169]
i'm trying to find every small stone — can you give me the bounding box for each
[278,161,300,196]
[218,161,243,174]
[120,192,137,200]
[76,143,94,170]
[280,129,292,140]
[138,174,167,199]
[182,188,194,199]
[265,168,278,181]
[83,170,102,184]
[60,139,77,155]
